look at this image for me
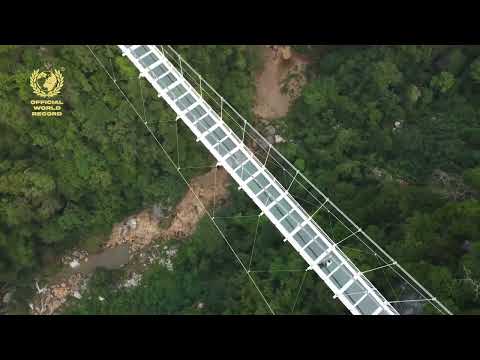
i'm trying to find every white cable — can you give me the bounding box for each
[291,271,308,313]
[248,215,262,271]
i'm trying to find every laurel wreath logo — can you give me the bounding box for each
[30,69,64,98]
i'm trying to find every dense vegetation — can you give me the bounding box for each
[283,45,480,313]
[3,45,480,314]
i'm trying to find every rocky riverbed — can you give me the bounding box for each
[28,166,231,315]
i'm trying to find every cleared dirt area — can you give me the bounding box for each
[105,167,231,252]
[254,45,310,121]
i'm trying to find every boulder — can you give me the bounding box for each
[274,135,286,144]
[127,218,137,230]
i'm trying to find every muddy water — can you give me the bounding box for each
[76,245,129,274]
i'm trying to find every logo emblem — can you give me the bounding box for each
[30,69,64,98]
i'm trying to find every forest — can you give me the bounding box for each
[1,45,480,314]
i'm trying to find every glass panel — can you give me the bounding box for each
[357,294,380,315]
[257,185,278,206]
[244,162,257,177]
[212,127,226,141]
[277,198,292,213]
[133,46,149,58]
[176,93,196,111]
[195,121,208,134]
[304,239,327,260]
[236,161,258,181]
[198,116,216,131]
[280,211,301,232]
[265,184,280,201]
[254,173,269,188]
[247,178,263,194]
[157,73,177,89]
[290,210,303,224]
[271,203,289,221]
[217,138,236,157]
[329,265,353,289]
[293,228,314,247]
[139,53,158,68]
[225,150,247,169]
[206,132,220,146]
[186,105,206,122]
[167,84,187,101]
[202,115,216,127]
[257,192,269,206]
[318,253,341,275]
[149,63,168,79]
[303,224,316,239]
[343,281,367,306]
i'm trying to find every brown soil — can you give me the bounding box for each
[105,167,231,252]
[253,45,310,121]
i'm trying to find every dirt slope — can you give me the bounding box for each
[254,45,310,121]
[106,167,231,251]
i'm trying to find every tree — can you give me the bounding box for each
[430,71,456,93]
[371,60,403,90]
